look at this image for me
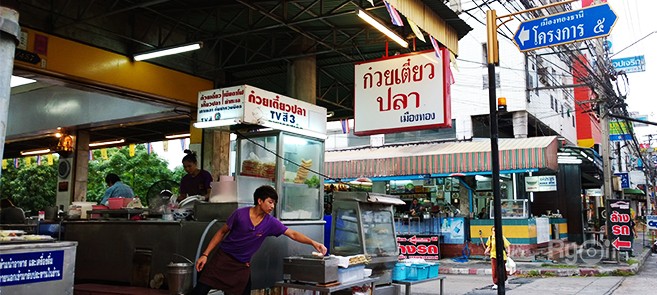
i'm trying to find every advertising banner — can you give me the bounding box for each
[647,215,657,230]
[0,250,64,286]
[611,55,645,73]
[353,50,451,135]
[397,234,440,260]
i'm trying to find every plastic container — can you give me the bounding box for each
[108,198,124,209]
[428,263,439,278]
[406,264,429,281]
[392,263,408,281]
[338,265,365,283]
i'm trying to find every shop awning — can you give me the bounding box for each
[624,188,645,195]
[325,136,559,180]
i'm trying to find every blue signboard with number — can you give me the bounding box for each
[614,172,630,189]
[513,4,618,52]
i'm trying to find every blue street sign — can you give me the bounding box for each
[614,172,630,189]
[612,55,646,73]
[513,4,618,52]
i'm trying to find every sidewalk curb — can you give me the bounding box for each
[437,248,651,277]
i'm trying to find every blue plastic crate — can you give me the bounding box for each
[428,263,439,278]
[392,263,407,281]
[406,264,429,281]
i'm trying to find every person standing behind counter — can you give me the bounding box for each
[0,198,26,224]
[178,149,213,202]
[193,185,327,295]
[99,173,135,206]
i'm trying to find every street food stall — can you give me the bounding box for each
[195,84,329,287]
[57,84,329,291]
[331,191,405,295]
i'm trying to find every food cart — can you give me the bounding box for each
[195,84,328,287]
[331,191,405,295]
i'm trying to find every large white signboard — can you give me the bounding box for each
[353,50,450,135]
[196,85,327,139]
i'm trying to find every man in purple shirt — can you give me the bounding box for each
[193,185,327,295]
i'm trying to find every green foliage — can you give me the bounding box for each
[1,158,57,215]
[540,263,577,268]
[627,259,638,265]
[2,144,183,214]
[87,145,180,205]
[610,269,634,276]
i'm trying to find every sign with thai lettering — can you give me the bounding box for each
[614,172,630,188]
[513,4,618,52]
[197,85,245,123]
[242,85,327,138]
[196,85,327,139]
[0,250,64,286]
[525,175,557,192]
[353,50,451,136]
[606,199,633,251]
[397,234,440,260]
[612,55,645,73]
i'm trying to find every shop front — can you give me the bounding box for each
[324,136,575,258]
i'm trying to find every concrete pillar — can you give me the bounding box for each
[287,38,316,104]
[0,5,20,178]
[513,111,528,138]
[73,130,90,202]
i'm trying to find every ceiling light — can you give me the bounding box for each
[356,9,408,48]
[193,120,239,129]
[20,148,51,156]
[165,133,190,139]
[133,42,203,61]
[89,139,125,147]
[10,75,37,87]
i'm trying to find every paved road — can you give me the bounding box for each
[409,250,657,295]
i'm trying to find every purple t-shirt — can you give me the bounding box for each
[219,207,288,263]
[179,169,213,197]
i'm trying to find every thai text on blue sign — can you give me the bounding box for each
[612,55,645,73]
[513,4,618,52]
[614,172,630,188]
[0,250,64,286]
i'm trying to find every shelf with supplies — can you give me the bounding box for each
[391,192,431,200]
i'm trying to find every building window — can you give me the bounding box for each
[550,95,555,110]
[482,43,487,65]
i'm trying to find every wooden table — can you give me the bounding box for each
[394,275,446,295]
[276,277,377,295]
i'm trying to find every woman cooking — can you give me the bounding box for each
[178,150,213,202]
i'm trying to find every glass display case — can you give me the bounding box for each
[490,199,529,219]
[331,191,403,285]
[237,131,324,220]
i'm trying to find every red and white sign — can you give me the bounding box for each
[397,234,440,260]
[196,85,327,139]
[353,49,451,136]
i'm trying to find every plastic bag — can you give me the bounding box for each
[506,257,517,275]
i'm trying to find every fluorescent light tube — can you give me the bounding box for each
[134,42,203,61]
[89,139,125,147]
[20,149,51,156]
[193,120,239,129]
[356,9,408,48]
[11,75,37,87]
[165,133,190,139]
